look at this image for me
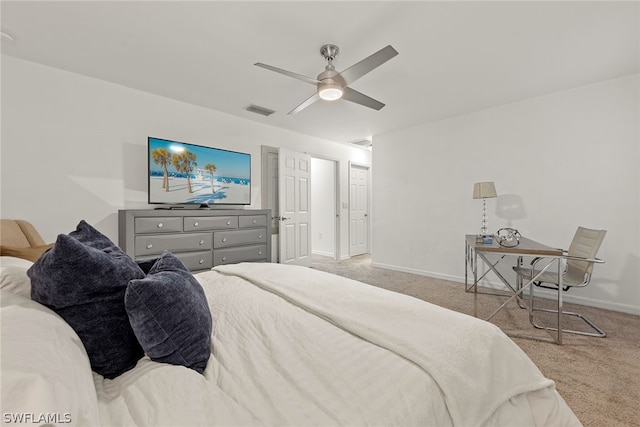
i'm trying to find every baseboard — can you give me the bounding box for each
[371,261,461,282]
[312,250,335,258]
[370,261,640,316]
[531,288,640,315]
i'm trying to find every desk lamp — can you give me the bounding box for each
[473,181,497,235]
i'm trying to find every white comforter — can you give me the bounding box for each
[212,262,580,427]
[1,259,581,427]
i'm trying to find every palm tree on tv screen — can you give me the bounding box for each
[172,150,197,193]
[204,163,217,194]
[152,148,172,192]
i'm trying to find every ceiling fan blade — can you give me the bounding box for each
[288,93,320,115]
[254,63,319,85]
[337,45,399,86]
[342,87,385,111]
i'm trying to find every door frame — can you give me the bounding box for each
[261,145,279,262]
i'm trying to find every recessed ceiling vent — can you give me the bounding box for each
[350,138,373,148]
[245,104,276,117]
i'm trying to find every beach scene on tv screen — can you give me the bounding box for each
[149,138,251,205]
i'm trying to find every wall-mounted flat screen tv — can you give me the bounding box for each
[148,137,251,206]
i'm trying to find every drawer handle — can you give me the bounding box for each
[199,259,204,264]
[258,235,263,239]
[199,240,205,245]
[194,222,199,227]
[222,256,227,261]
[258,251,263,255]
[226,221,231,225]
[146,244,153,249]
[252,219,257,224]
[222,237,227,242]
[157,223,163,228]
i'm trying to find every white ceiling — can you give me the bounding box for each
[1,1,638,144]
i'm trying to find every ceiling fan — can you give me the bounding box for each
[255,44,398,114]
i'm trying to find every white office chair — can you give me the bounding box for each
[513,226,607,337]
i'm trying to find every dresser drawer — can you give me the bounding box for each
[184,216,238,231]
[214,245,267,265]
[214,228,267,249]
[135,233,213,256]
[136,250,213,271]
[239,215,267,228]
[135,217,183,234]
[173,250,213,271]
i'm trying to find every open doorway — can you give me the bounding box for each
[262,146,340,263]
[311,157,339,260]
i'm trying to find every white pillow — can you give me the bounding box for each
[0,256,33,298]
[0,290,101,425]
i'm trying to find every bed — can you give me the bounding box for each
[0,221,581,427]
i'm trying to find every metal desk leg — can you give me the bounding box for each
[557,259,563,345]
[516,256,526,309]
[465,240,469,291]
[465,239,480,293]
[473,247,478,317]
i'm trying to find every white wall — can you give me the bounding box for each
[4,56,637,314]
[373,74,640,315]
[0,56,371,259]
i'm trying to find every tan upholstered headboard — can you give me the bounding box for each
[0,219,47,248]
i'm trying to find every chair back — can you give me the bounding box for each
[0,219,46,248]
[565,227,606,285]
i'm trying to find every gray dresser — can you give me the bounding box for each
[118,209,271,271]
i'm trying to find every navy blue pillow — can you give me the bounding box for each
[28,221,145,379]
[125,251,212,374]
[69,220,116,249]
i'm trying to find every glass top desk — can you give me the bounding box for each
[464,234,565,344]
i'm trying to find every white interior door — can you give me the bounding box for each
[349,163,369,257]
[279,148,311,266]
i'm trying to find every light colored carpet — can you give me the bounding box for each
[311,254,640,427]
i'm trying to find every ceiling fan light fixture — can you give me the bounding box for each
[318,80,343,101]
[256,44,398,113]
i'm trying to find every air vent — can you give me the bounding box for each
[350,138,373,148]
[245,104,276,117]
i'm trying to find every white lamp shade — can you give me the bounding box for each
[473,182,497,199]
